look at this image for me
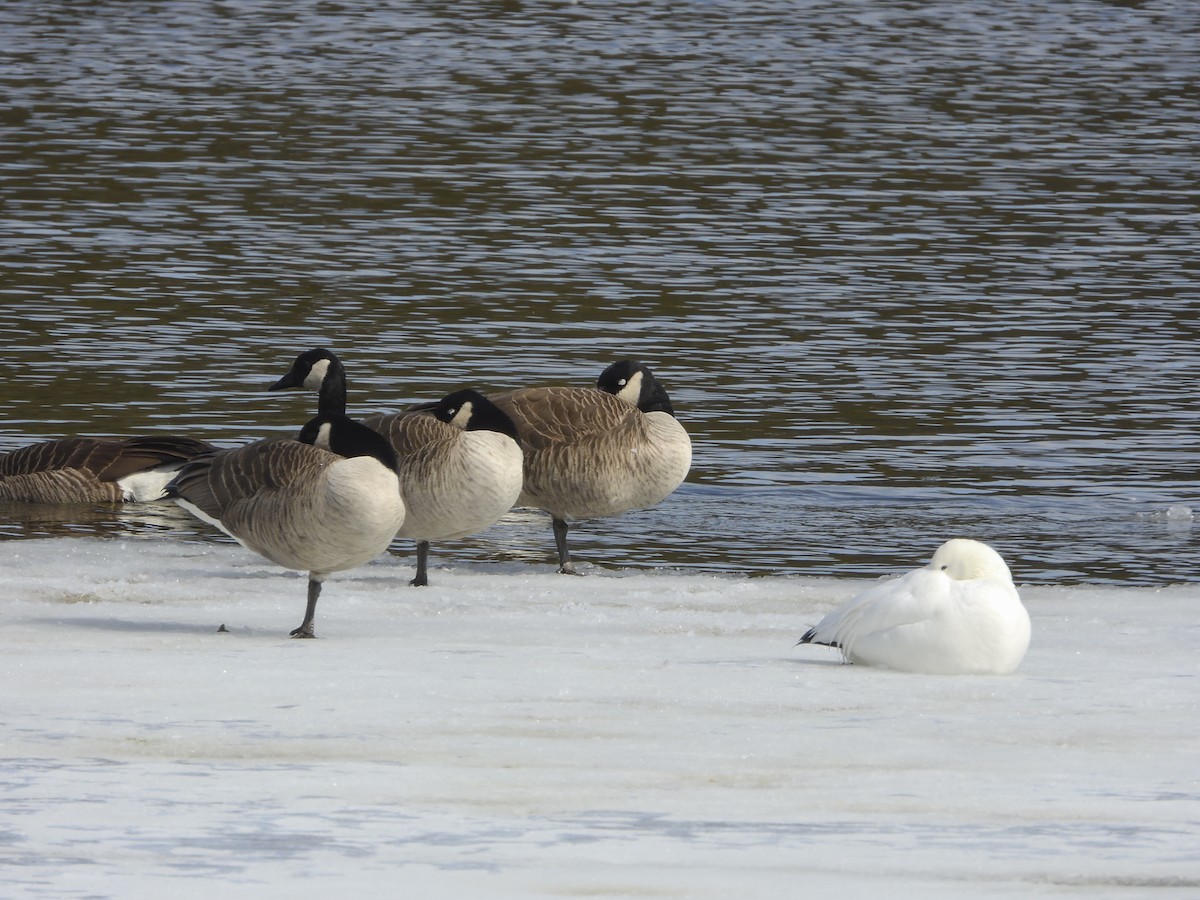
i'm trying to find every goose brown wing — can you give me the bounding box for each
[0,438,131,502]
[0,436,215,481]
[0,438,123,478]
[0,469,125,503]
[360,409,448,458]
[168,439,338,521]
[489,387,640,450]
[96,436,216,481]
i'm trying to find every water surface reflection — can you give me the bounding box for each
[2,1,1197,584]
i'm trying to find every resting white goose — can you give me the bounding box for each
[0,435,215,503]
[797,539,1031,675]
[488,359,692,574]
[165,413,405,638]
[268,349,523,586]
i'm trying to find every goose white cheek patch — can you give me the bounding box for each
[450,401,474,430]
[304,359,331,391]
[617,371,643,406]
[314,422,335,450]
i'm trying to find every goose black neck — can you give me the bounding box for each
[299,413,398,471]
[318,362,348,417]
[641,379,677,417]
[415,389,522,441]
[460,394,521,440]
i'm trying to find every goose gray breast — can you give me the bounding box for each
[361,394,524,543]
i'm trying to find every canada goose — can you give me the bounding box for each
[797,539,1031,675]
[0,435,215,503]
[488,359,692,574]
[165,413,405,638]
[268,349,523,586]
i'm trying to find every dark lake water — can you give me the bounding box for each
[2,0,1198,585]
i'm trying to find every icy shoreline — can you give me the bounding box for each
[4,537,1198,898]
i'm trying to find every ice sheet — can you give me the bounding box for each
[3,538,1198,898]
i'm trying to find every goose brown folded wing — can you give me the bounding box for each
[489,387,638,449]
[171,439,334,519]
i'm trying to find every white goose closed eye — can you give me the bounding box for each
[797,538,1031,675]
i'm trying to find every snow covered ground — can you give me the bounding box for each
[3,537,1198,898]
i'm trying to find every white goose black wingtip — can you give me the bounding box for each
[796,539,1030,675]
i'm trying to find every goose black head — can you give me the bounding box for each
[597,359,677,417]
[298,413,398,471]
[270,348,347,416]
[414,389,521,442]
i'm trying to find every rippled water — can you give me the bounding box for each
[2,0,1198,584]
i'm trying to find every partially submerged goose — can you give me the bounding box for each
[268,348,523,586]
[488,359,692,574]
[797,539,1031,675]
[166,414,405,638]
[0,435,215,503]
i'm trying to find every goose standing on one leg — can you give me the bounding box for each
[363,389,523,585]
[0,435,215,503]
[268,349,523,586]
[165,414,405,638]
[488,359,692,574]
[796,539,1031,675]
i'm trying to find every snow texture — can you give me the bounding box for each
[3,538,1198,898]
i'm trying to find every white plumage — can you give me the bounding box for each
[360,392,524,549]
[798,539,1031,675]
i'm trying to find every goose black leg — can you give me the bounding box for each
[552,517,579,575]
[290,577,322,638]
[411,540,430,587]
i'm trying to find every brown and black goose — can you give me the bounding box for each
[165,413,405,638]
[488,359,692,574]
[0,435,215,504]
[268,349,523,586]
